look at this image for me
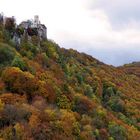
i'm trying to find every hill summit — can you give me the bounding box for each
[0,15,140,140]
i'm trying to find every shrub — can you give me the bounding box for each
[0,31,4,42]
[98,128,109,140]
[84,84,94,98]
[11,56,27,71]
[41,40,59,59]
[0,126,17,140]
[4,18,15,33]
[92,107,108,129]
[14,123,25,140]
[73,96,94,114]
[57,95,72,109]
[0,79,5,93]
[59,109,80,137]
[118,113,134,125]
[1,67,39,101]
[0,99,4,111]
[108,122,127,140]
[31,35,40,46]
[0,104,31,127]
[102,87,115,102]
[0,123,24,140]
[107,97,125,113]
[35,53,50,68]
[38,81,56,103]
[102,83,125,113]
[76,73,84,84]
[32,123,55,140]
[0,43,16,67]
[20,42,38,59]
[2,29,11,42]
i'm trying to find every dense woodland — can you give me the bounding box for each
[0,17,140,140]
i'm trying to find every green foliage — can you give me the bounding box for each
[76,73,84,84]
[11,56,27,71]
[20,42,39,59]
[0,43,16,67]
[84,84,94,98]
[57,95,72,109]
[102,83,125,113]
[108,137,115,140]
[41,40,59,59]
[108,122,127,140]
[102,86,115,102]
[94,129,99,137]
[92,107,108,129]
[72,122,80,136]
[3,29,11,42]
[107,97,125,113]
[0,30,3,41]
[118,113,139,130]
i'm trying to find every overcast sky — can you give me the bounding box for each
[0,0,140,66]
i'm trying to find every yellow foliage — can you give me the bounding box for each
[14,123,24,140]
[59,109,79,136]
[29,115,40,128]
[0,99,4,111]
[45,108,57,121]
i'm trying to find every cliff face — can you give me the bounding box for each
[0,18,140,140]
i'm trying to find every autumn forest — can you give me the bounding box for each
[0,16,140,140]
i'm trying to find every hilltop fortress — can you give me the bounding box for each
[0,13,47,47]
[19,15,47,39]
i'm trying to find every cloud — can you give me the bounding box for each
[54,8,140,48]
[91,0,140,23]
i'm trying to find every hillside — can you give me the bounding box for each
[120,62,140,78]
[0,17,140,140]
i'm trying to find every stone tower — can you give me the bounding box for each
[34,15,40,27]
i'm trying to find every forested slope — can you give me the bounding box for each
[0,18,140,140]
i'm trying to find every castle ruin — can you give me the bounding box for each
[0,13,47,47]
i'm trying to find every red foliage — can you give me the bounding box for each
[0,79,5,93]
[74,96,95,114]
[0,93,26,104]
[99,128,109,140]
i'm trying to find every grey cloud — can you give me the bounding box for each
[87,47,140,66]
[89,0,140,28]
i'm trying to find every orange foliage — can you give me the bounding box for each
[2,67,39,101]
[0,93,26,104]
